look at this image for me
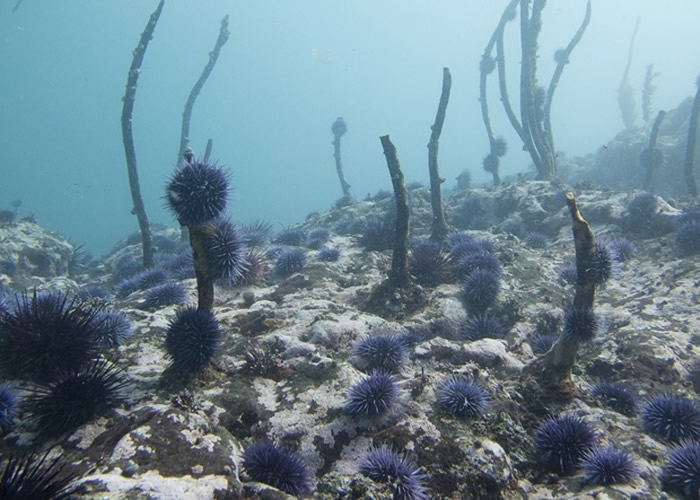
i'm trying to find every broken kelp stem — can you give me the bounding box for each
[642,110,666,190]
[380,135,410,288]
[539,193,596,384]
[331,117,351,199]
[121,0,164,268]
[481,0,519,186]
[189,224,215,312]
[203,138,214,163]
[543,0,591,154]
[428,67,452,241]
[177,15,230,165]
[684,76,700,198]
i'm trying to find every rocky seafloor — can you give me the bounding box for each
[0,179,698,499]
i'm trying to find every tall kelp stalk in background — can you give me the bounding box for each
[427,67,452,241]
[177,15,230,165]
[381,135,410,288]
[479,0,518,186]
[685,75,700,198]
[641,110,666,190]
[331,117,352,200]
[494,0,591,180]
[363,136,426,320]
[120,0,165,268]
[520,193,598,413]
[618,17,640,130]
[12,0,24,13]
[641,64,660,123]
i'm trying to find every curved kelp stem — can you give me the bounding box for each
[120,0,164,268]
[684,76,700,199]
[380,135,410,288]
[480,0,518,186]
[642,110,666,190]
[428,68,452,241]
[618,17,640,130]
[331,117,351,199]
[523,193,596,395]
[177,15,230,165]
[543,0,591,155]
[203,138,214,163]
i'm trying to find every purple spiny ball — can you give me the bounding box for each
[275,227,307,246]
[318,246,340,262]
[562,306,598,342]
[582,447,637,486]
[587,240,620,287]
[609,238,636,262]
[361,217,394,251]
[346,371,399,416]
[437,377,490,418]
[241,441,312,497]
[165,306,222,376]
[409,239,451,286]
[24,359,128,439]
[557,264,577,285]
[641,394,700,442]
[662,441,700,499]
[166,159,229,226]
[142,282,187,309]
[205,219,248,285]
[358,445,428,500]
[354,335,407,373]
[530,334,557,354]
[461,269,500,312]
[458,251,502,278]
[275,247,307,276]
[461,313,506,340]
[535,415,596,475]
[525,232,549,249]
[500,220,527,238]
[0,383,17,431]
[591,381,637,416]
[116,268,168,298]
[92,309,133,347]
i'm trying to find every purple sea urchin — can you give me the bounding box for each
[0,291,103,382]
[205,218,248,285]
[586,240,620,286]
[358,445,428,500]
[275,247,307,276]
[0,452,76,499]
[457,251,502,278]
[346,371,399,416]
[535,415,596,475]
[354,335,407,373]
[275,227,307,246]
[116,268,168,298]
[166,159,229,226]
[591,381,637,416]
[92,309,133,348]
[24,359,128,439]
[0,383,17,431]
[437,377,490,418]
[461,313,506,340]
[661,441,700,499]
[641,394,700,442]
[525,231,549,249]
[562,306,598,342]
[582,447,637,486]
[142,282,187,309]
[318,246,340,262]
[165,306,222,377]
[461,269,500,312]
[241,441,312,497]
[530,334,557,354]
[409,239,452,286]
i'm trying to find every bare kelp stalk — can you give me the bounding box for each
[177,15,230,165]
[642,110,666,190]
[120,0,165,268]
[684,75,700,198]
[331,117,351,199]
[428,67,452,241]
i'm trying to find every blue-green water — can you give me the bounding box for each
[1,0,698,256]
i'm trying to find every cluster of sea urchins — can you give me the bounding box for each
[164,153,248,378]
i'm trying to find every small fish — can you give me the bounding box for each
[602,144,609,150]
